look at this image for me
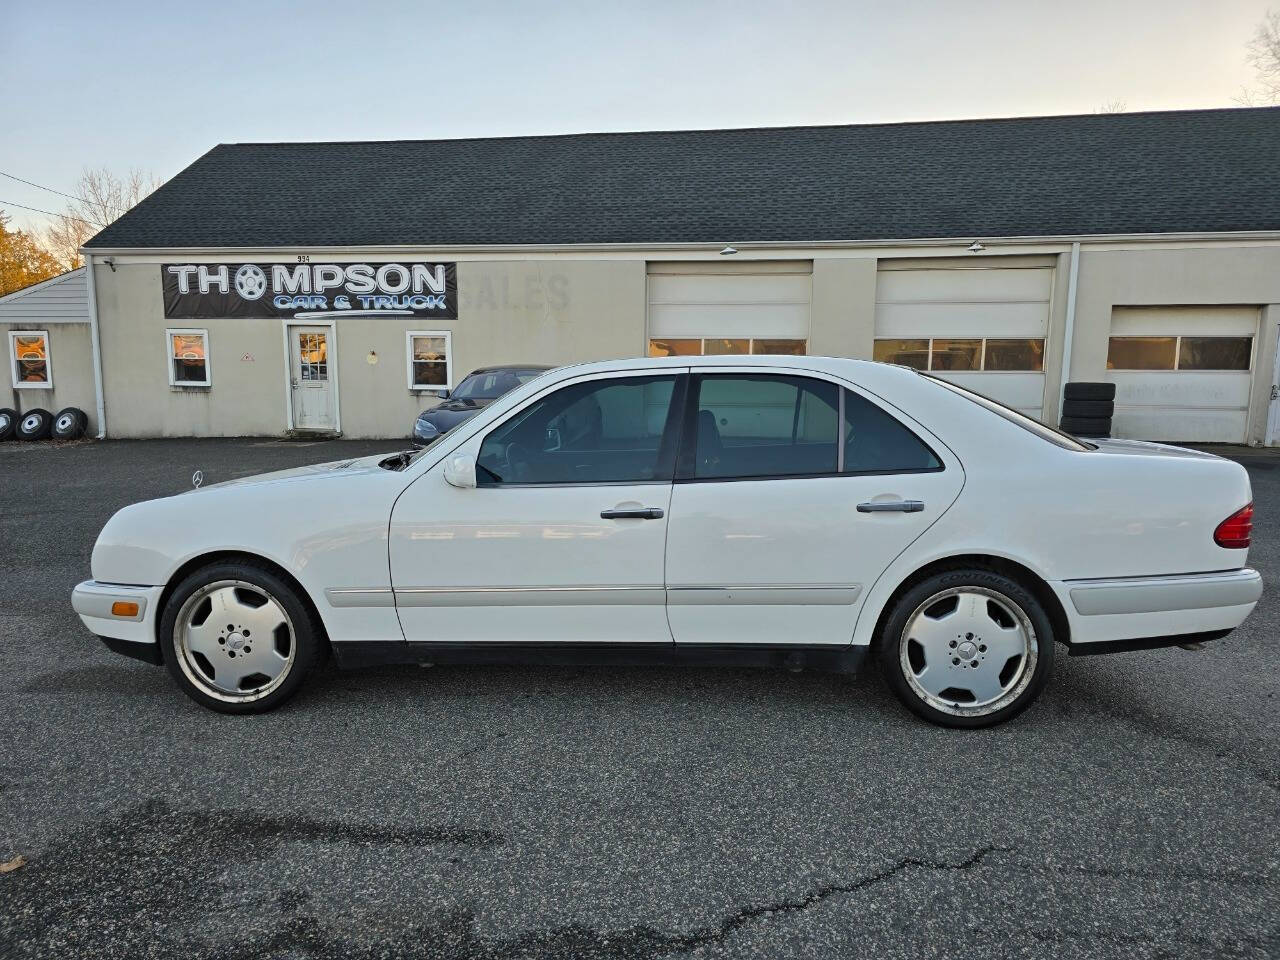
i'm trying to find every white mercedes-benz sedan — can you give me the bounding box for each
[72,356,1262,727]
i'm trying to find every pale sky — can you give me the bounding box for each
[0,0,1271,233]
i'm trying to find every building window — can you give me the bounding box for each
[1107,336,1252,371]
[166,329,211,386]
[8,330,52,388]
[647,337,807,357]
[873,338,1044,372]
[407,331,452,391]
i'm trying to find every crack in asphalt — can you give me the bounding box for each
[205,846,1007,960]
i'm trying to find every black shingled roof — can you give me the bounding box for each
[85,107,1280,249]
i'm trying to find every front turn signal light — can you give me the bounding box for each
[111,601,140,618]
[1213,503,1253,549]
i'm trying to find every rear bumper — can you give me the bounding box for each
[72,580,164,658]
[1055,568,1261,653]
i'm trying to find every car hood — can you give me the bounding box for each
[422,397,494,416]
[195,452,402,490]
[1085,438,1221,461]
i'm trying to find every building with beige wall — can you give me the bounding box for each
[50,107,1280,444]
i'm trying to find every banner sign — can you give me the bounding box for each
[161,262,457,319]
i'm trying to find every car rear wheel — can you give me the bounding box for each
[160,561,321,713]
[877,569,1054,728]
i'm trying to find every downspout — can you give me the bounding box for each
[83,253,107,439]
[1057,241,1081,420]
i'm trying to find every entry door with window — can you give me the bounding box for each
[664,371,964,646]
[390,372,687,645]
[289,326,336,431]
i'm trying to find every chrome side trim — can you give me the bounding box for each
[325,587,396,608]
[1067,568,1262,616]
[666,584,861,606]
[393,585,667,607]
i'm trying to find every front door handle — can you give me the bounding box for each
[600,507,665,520]
[857,500,925,513]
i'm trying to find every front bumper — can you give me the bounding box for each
[72,580,165,658]
[1055,568,1262,653]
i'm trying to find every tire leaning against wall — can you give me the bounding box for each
[0,408,16,441]
[16,408,53,441]
[51,407,88,441]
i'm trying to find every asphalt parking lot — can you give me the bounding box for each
[0,437,1276,959]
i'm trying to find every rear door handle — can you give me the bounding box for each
[600,507,665,520]
[857,500,925,513]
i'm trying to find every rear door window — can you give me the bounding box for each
[680,374,839,479]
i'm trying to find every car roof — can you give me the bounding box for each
[468,364,554,374]
[538,354,915,386]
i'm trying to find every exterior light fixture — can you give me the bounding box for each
[720,246,738,256]
[967,241,985,253]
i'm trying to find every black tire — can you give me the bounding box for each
[16,408,52,441]
[1059,415,1112,436]
[51,407,87,440]
[0,408,15,441]
[1060,399,1114,418]
[1063,381,1116,401]
[159,560,323,714]
[877,568,1055,728]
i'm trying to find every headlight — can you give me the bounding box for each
[414,419,440,441]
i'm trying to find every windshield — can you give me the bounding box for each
[452,368,546,400]
[920,373,1092,451]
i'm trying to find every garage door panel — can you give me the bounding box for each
[876,268,1053,302]
[1111,306,1258,337]
[1113,408,1248,443]
[875,301,1048,338]
[1111,372,1253,409]
[648,274,811,305]
[649,303,810,339]
[933,372,1045,417]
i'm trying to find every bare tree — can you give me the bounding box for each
[1239,9,1280,105]
[1095,100,1128,114]
[43,168,162,270]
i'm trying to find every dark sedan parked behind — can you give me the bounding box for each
[413,365,551,443]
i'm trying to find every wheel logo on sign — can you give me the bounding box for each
[234,264,268,301]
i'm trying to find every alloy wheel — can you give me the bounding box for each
[899,586,1038,718]
[173,580,296,703]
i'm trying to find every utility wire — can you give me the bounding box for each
[0,170,87,204]
[0,199,104,228]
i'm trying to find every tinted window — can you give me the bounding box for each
[1177,337,1251,371]
[478,375,679,484]
[842,390,941,473]
[686,375,839,479]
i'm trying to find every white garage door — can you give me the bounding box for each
[647,262,811,357]
[1107,306,1258,443]
[873,261,1053,419]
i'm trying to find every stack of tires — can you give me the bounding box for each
[0,407,88,442]
[1059,383,1115,438]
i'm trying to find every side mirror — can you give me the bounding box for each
[434,388,450,399]
[443,452,477,489]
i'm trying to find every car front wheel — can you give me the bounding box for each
[877,568,1054,728]
[159,561,322,713]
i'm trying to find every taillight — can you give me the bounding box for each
[1214,503,1253,549]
